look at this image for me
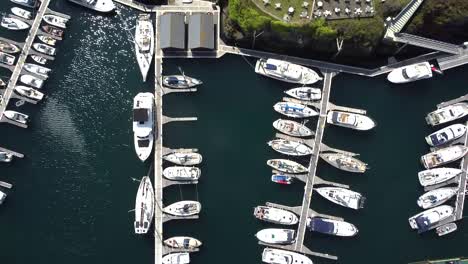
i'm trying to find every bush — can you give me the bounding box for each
[228,0,271,32]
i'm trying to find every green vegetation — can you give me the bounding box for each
[228,0,271,31]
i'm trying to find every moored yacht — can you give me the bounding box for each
[273,119,313,137]
[162,253,190,264]
[135,14,154,82]
[4,110,28,125]
[67,0,116,13]
[425,124,467,147]
[43,14,68,29]
[134,176,154,234]
[164,237,202,249]
[20,74,44,89]
[315,187,365,210]
[1,16,29,30]
[267,139,313,156]
[307,217,358,237]
[24,63,51,78]
[31,55,47,65]
[420,145,468,169]
[11,7,33,20]
[255,58,322,84]
[426,102,468,126]
[163,201,201,216]
[0,152,13,163]
[163,166,200,181]
[387,62,433,83]
[0,40,20,54]
[408,205,454,232]
[417,187,458,209]
[37,35,57,46]
[267,159,308,174]
[42,25,64,38]
[284,87,321,101]
[11,0,39,8]
[162,75,202,89]
[271,175,293,185]
[163,152,202,166]
[327,111,376,131]
[133,93,154,161]
[418,168,462,187]
[255,228,295,245]
[14,86,44,101]
[262,248,313,264]
[320,153,367,173]
[33,43,56,56]
[0,51,16,65]
[273,102,318,118]
[253,206,298,225]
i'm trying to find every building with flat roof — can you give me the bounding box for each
[160,13,185,50]
[188,13,215,50]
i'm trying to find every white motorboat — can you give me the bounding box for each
[11,7,32,20]
[163,166,200,181]
[162,75,202,89]
[24,63,51,78]
[33,43,56,56]
[163,201,201,216]
[31,55,47,65]
[271,175,293,185]
[133,93,154,161]
[420,145,468,169]
[162,253,190,264]
[0,190,6,205]
[417,187,458,209]
[67,0,116,13]
[273,102,318,118]
[266,159,308,174]
[164,237,202,249]
[11,0,38,8]
[0,78,5,88]
[4,110,28,125]
[408,205,454,232]
[0,152,13,163]
[315,187,365,210]
[418,168,462,187]
[37,35,57,46]
[307,217,358,237]
[43,14,68,29]
[425,124,467,147]
[284,87,321,101]
[320,153,367,173]
[426,103,468,126]
[163,152,202,166]
[436,223,457,236]
[1,16,29,30]
[253,206,298,225]
[134,176,154,234]
[0,40,20,54]
[272,119,313,137]
[42,25,64,38]
[255,228,295,245]
[135,14,154,82]
[20,74,44,89]
[268,139,313,156]
[0,51,16,66]
[327,111,376,131]
[255,58,322,84]
[387,62,433,83]
[262,248,313,264]
[14,86,44,101]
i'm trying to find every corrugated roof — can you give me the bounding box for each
[188,13,214,50]
[160,13,185,50]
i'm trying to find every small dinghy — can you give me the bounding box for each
[316,187,366,210]
[162,253,190,264]
[262,248,313,264]
[417,187,458,209]
[31,54,47,65]
[20,74,44,89]
[42,25,64,38]
[418,168,462,187]
[425,124,467,147]
[268,139,313,156]
[436,223,457,236]
[24,63,51,78]
[43,14,68,29]
[164,237,202,249]
[0,52,16,66]
[33,43,56,56]
[255,228,295,245]
[4,110,28,124]
[271,174,293,185]
[0,40,20,54]
[37,35,57,46]
[408,205,454,233]
[307,217,358,237]
[273,102,318,118]
[162,75,202,89]
[254,206,298,225]
[1,16,29,30]
[0,152,13,163]
[14,86,44,101]
[163,166,201,181]
[327,111,376,131]
[11,7,33,20]
[163,152,202,166]
[273,119,313,137]
[284,87,321,101]
[267,159,308,174]
[163,201,201,216]
[320,153,367,173]
[421,145,468,169]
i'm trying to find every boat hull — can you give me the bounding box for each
[134,176,154,234]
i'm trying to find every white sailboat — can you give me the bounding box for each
[133,93,154,161]
[134,176,154,234]
[266,159,308,174]
[163,201,201,216]
[320,153,367,173]
[163,152,202,166]
[272,119,313,137]
[135,14,154,82]
[418,168,462,187]
[253,206,298,225]
[163,166,201,181]
[417,187,458,209]
[267,139,313,156]
[262,248,313,264]
[315,187,365,210]
[273,102,318,118]
[284,87,321,101]
[164,237,202,249]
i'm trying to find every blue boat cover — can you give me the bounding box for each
[415,216,431,232]
[265,63,277,70]
[430,132,449,146]
[308,218,334,234]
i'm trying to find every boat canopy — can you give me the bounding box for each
[133,108,148,123]
[308,218,334,234]
[415,216,432,232]
[265,63,277,70]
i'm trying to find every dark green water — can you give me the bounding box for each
[0,1,467,263]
